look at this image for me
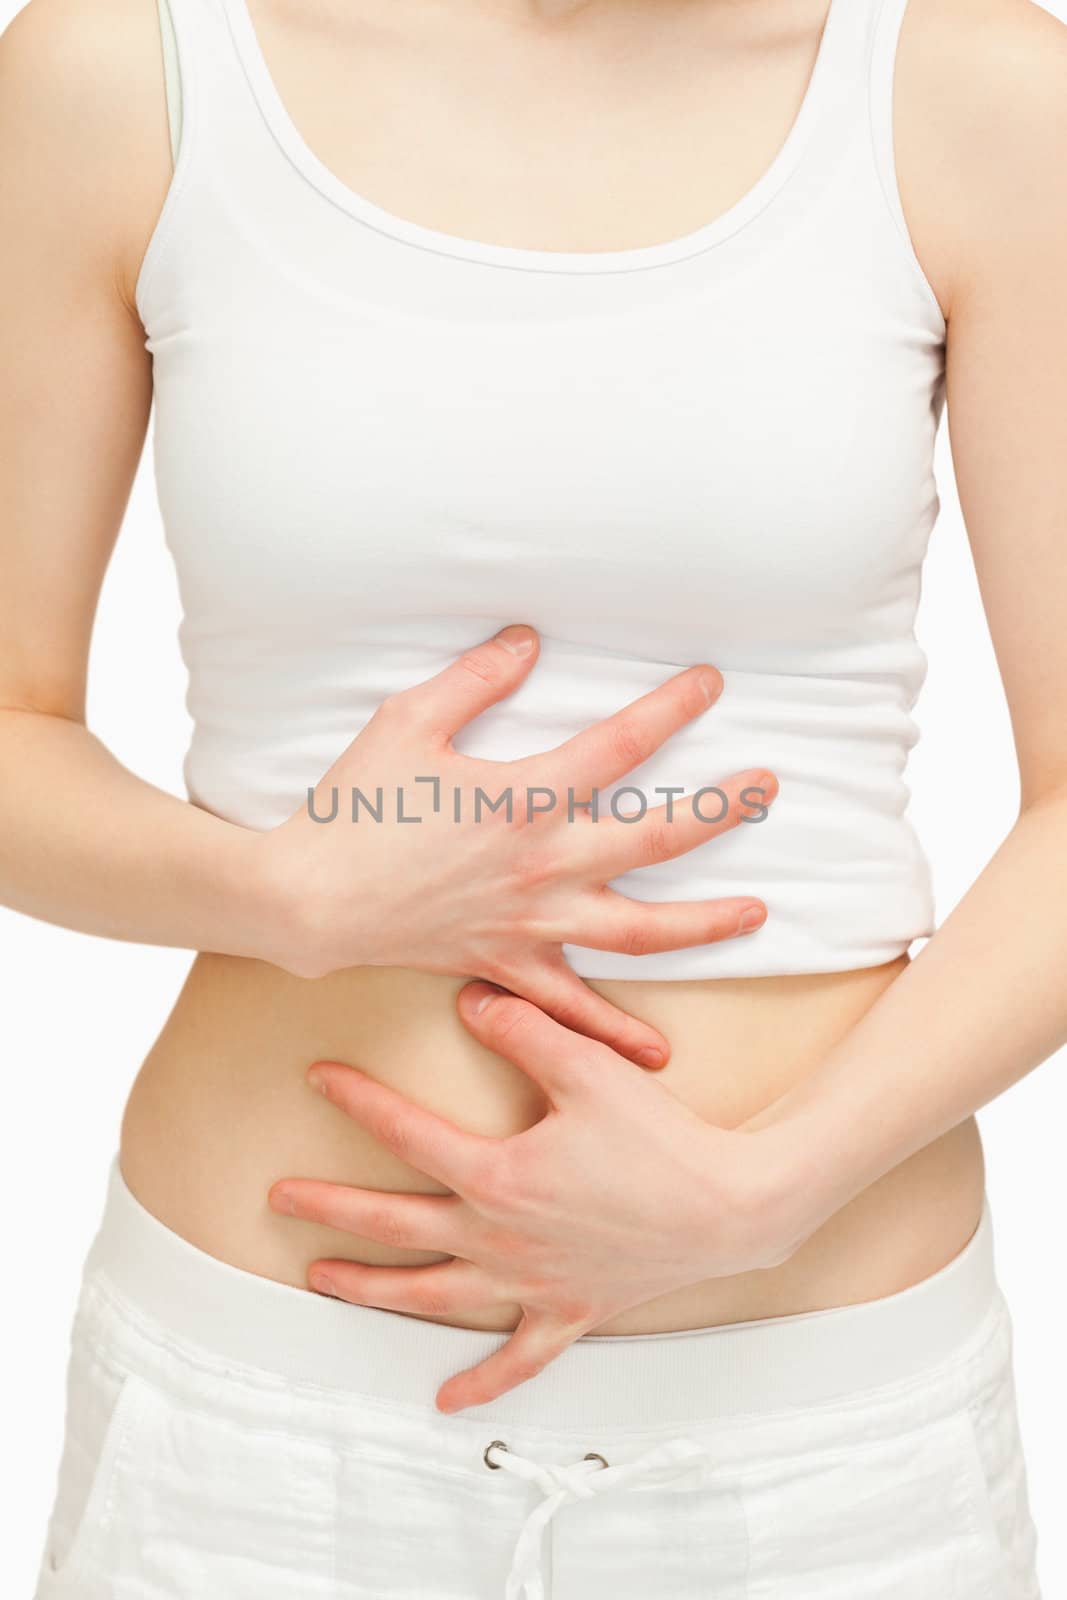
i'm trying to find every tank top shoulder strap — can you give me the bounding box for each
[155,0,182,167]
[136,0,286,322]
[787,0,944,335]
[145,0,267,171]
[866,0,938,310]
[785,0,913,160]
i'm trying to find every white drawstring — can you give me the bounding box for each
[484,1437,715,1600]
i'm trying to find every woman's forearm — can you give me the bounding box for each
[0,708,277,959]
[744,784,1067,1225]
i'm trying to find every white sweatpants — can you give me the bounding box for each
[35,1155,1041,1599]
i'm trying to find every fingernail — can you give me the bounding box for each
[470,981,509,1014]
[755,771,778,798]
[635,1046,665,1069]
[310,1272,337,1296]
[272,1189,298,1215]
[739,905,767,933]
[496,625,536,657]
[697,668,721,706]
[307,1068,329,1094]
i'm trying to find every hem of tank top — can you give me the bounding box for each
[865,0,948,336]
[214,0,851,278]
[558,940,928,982]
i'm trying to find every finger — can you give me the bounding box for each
[307,1061,496,1191]
[588,767,779,875]
[307,1257,497,1319]
[435,1309,591,1413]
[573,890,768,956]
[267,1178,467,1255]
[456,982,617,1097]
[378,625,540,742]
[507,957,670,1069]
[536,665,722,794]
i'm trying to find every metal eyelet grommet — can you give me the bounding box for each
[583,1451,609,1469]
[484,1439,510,1470]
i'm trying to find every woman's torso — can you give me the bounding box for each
[118,0,984,1333]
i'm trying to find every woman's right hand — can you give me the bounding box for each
[253,625,777,1067]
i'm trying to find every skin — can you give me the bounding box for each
[2,0,1065,1415]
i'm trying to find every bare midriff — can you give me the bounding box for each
[118,952,985,1335]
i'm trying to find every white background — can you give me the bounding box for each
[2,0,1064,1593]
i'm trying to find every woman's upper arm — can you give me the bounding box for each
[0,0,171,721]
[898,0,1067,811]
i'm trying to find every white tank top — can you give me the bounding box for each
[139,0,947,981]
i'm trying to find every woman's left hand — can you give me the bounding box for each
[268,980,814,1413]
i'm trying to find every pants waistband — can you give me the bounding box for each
[86,1154,1000,1430]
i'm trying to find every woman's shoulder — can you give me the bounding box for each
[0,0,173,314]
[892,0,1067,324]
[0,0,168,131]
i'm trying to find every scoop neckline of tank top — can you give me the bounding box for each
[220,0,848,276]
